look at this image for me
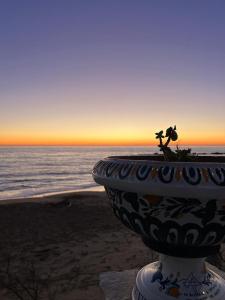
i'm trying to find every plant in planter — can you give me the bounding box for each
[92,127,225,300]
[155,125,192,161]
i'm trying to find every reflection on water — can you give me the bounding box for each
[0,146,224,200]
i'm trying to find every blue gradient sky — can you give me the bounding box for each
[1,1,225,145]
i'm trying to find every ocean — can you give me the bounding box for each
[0,146,225,200]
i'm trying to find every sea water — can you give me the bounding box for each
[0,146,224,200]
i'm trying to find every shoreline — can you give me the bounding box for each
[1,149,225,204]
[0,188,105,205]
[0,186,104,205]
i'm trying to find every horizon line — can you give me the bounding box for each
[0,144,225,147]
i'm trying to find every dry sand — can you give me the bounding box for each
[0,191,154,300]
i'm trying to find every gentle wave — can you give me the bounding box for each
[0,146,225,200]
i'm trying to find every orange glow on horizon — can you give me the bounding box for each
[1,135,225,146]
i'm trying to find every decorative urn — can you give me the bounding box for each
[92,127,225,300]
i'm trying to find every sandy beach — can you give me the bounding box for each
[0,191,154,300]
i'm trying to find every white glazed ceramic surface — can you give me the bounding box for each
[92,156,225,300]
[132,255,225,300]
[93,157,225,198]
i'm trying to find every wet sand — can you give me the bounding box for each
[0,191,154,300]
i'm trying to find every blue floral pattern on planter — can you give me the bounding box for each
[93,159,225,187]
[105,187,225,256]
[151,263,214,298]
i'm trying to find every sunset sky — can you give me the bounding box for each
[1,1,225,146]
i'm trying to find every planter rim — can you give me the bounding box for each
[92,155,225,198]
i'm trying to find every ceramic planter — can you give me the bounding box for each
[92,155,225,300]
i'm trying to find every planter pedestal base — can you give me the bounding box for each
[132,255,225,300]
